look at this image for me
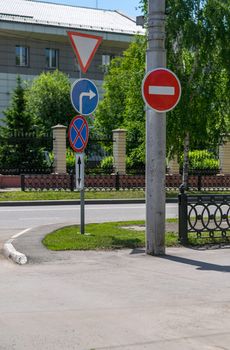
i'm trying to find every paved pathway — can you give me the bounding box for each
[0,223,229,350]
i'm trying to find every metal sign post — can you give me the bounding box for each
[75,153,85,234]
[68,116,89,235]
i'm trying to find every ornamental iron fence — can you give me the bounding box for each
[20,173,230,191]
[21,173,145,191]
[179,190,230,244]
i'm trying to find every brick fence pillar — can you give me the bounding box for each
[112,129,126,175]
[168,157,180,174]
[52,124,67,174]
[219,135,230,174]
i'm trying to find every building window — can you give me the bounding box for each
[16,46,29,66]
[102,54,110,72]
[102,54,115,72]
[45,48,59,69]
[102,54,111,67]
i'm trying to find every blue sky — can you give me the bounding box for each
[37,0,142,18]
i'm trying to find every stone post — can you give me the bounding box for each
[219,135,230,174]
[52,124,67,174]
[112,129,126,174]
[168,157,180,174]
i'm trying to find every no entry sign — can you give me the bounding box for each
[142,68,181,113]
[68,115,89,153]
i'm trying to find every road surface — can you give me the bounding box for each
[0,202,178,244]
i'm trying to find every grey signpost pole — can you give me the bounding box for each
[146,0,166,255]
[79,95,85,236]
[80,157,85,235]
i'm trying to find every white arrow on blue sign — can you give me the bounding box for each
[71,78,99,116]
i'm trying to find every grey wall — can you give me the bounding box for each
[0,30,129,119]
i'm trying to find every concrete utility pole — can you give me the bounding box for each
[146,0,166,255]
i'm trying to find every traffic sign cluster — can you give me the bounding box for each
[67,31,102,191]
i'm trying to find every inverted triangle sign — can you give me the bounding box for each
[67,31,102,73]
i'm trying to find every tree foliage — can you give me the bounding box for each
[0,77,46,170]
[95,0,230,167]
[95,36,146,165]
[25,70,76,133]
[2,76,34,134]
[165,0,230,157]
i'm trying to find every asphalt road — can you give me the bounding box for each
[1,203,230,349]
[0,202,178,245]
[0,246,230,350]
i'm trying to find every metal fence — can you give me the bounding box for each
[179,191,230,244]
[0,132,53,175]
[16,172,230,191]
[21,172,146,191]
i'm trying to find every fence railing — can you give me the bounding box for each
[21,173,146,191]
[178,191,230,244]
[16,172,230,191]
[0,132,53,175]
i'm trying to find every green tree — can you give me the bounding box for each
[164,0,229,186]
[25,70,76,133]
[139,0,229,152]
[96,0,229,175]
[2,76,34,134]
[0,77,47,171]
[94,35,146,166]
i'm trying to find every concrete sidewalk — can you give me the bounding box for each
[1,223,230,349]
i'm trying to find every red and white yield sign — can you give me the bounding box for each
[142,68,181,113]
[67,31,102,74]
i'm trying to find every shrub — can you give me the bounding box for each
[180,150,219,171]
[66,148,75,172]
[100,156,114,172]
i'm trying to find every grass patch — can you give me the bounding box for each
[187,232,230,246]
[42,218,230,251]
[0,190,147,202]
[42,220,179,251]
[1,189,229,202]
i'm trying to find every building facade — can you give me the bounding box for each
[0,0,143,119]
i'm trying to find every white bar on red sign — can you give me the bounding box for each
[149,86,175,95]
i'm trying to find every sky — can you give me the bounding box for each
[36,0,142,18]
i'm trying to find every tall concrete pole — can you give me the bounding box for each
[146,0,166,255]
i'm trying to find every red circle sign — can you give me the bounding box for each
[68,115,89,153]
[142,68,181,113]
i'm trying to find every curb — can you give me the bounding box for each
[3,241,27,265]
[0,198,178,206]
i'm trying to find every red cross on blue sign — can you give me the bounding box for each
[68,115,89,153]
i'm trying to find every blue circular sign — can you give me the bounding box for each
[68,115,89,153]
[71,78,99,116]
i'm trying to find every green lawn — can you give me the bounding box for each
[42,220,179,251]
[2,189,229,202]
[1,189,229,202]
[0,190,146,201]
[42,218,229,251]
